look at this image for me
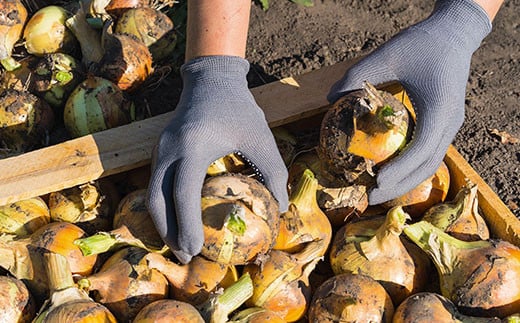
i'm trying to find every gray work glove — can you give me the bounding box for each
[147,56,289,264]
[327,0,491,205]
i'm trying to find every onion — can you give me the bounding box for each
[422,179,490,241]
[93,20,153,92]
[206,153,248,177]
[0,196,50,236]
[329,206,430,305]
[382,161,450,218]
[0,55,35,92]
[393,292,502,323]
[133,299,204,323]
[308,272,395,322]
[33,252,117,323]
[0,275,36,322]
[229,307,286,323]
[273,168,332,257]
[31,53,85,109]
[104,0,150,18]
[201,173,280,265]
[0,0,28,71]
[404,221,520,317]
[115,7,177,62]
[243,241,324,322]
[145,252,238,305]
[76,246,169,322]
[63,75,134,138]
[74,189,166,256]
[23,5,77,56]
[319,81,410,183]
[0,88,54,154]
[0,222,98,303]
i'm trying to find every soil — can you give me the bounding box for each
[244,0,520,218]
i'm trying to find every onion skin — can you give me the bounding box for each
[0,0,28,71]
[404,221,520,318]
[23,5,77,56]
[63,75,134,138]
[229,307,286,323]
[308,272,394,323]
[104,0,150,18]
[0,275,36,323]
[0,196,50,236]
[133,299,204,323]
[201,173,280,265]
[393,292,501,323]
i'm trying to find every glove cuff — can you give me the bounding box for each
[421,0,492,52]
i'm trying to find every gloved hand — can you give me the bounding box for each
[147,56,289,264]
[327,0,491,205]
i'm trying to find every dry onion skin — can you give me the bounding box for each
[319,81,410,183]
[0,275,36,323]
[404,221,520,318]
[23,5,77,56]
[229,307,286,323]
[201,173,280,265]
[308,272,394,323]
[0,0,28,71]
[0,196,50,236]
[104,0,151,18]
[133,299,204,323]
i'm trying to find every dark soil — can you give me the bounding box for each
[245,0,520,218]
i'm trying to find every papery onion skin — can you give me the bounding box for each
[0,275,36,323]
[39,299,118,323]
[0,196,50,236]
[229,307,286,323]
[23,5,77,56]
[63,75,134,138]
[133,299,205,323]
[0,0,28,71]
[105,0,150,18]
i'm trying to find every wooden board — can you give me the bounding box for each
[0,60,518,245]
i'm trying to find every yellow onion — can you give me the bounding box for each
[308,272,394,323]
[201,173,280,265]
[0,275,36,322]
[0,55,36,92]
[393,292,501,323]
[115,7,177,62]
[243,241,324,322]
[0,0,28,71]
[0,222,98,303]
[319,81,410,183]
[0,196,50,237]
[422,179,490,241]
[382,161,450,218]
[23,5,77,56]
[229,307,286,323]
[404,221,520,317]
[63,75,134,138]
[93,20,153,92]
[146,252,238,306]
[0,89,54,154]
[329,206,431,305]
[77,246,169,322]
[74,189,165,256]
[33,252,117,323]
[104,0,150,18]
[206,153,248,177]
[273,168,332,257]
[133,299,204,323]
[31,53,85,109]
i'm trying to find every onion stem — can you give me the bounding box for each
[1,57,21,71]
[65,3,104,66]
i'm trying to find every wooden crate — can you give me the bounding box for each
[1,60,519,246]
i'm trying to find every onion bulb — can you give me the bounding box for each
[76,246,169,322]
[145,252,238,306]
[104,0,150,18]
[273,168,332,257]
[0,88,54,154]
[382,161,450,218]
[23,5,77,56]
[393,292,501,323]
[422,179,490,241]
[308,272,394,323]
[319,81,410,183]
[63,75,134,138]
[133,299,204,323]
[404,221,520,317]
[33,252,117,323]
[0,275,36,322]
[0,196,50,237]
[229,307,286,323]
[115,7,177,62]
[0,0,28,71]
[201,173,280,265]
[329,206,429,305]
[206,153,248,177]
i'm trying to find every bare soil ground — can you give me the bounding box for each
[245,0,520,218]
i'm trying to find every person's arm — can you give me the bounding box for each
[473,0,503,20]
[185,0,251,60]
